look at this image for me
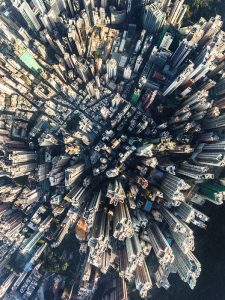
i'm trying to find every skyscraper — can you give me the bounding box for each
[83,0,95,27]
[33,0,47,14]
[159,32,174,50]
[143,4,166,34]
[168,0,187,27]
[0,2,224,299]
[170,39,195,68]
[14,0,41,31]
[106,58,117,78]
[214,77,225,96]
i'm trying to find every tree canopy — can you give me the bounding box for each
[192,0,213,9]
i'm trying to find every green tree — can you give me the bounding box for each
[184,4,192,20]
[62,261,69,271]
[192,0,213,9]
[37,239,45,245]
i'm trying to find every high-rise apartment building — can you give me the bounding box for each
[106,58,117,78]
[168,0,187,27]
[159,32,174,50]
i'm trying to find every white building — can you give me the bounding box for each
[123,65,132,80]
[159,32,174,50]
[106,58,117,79]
